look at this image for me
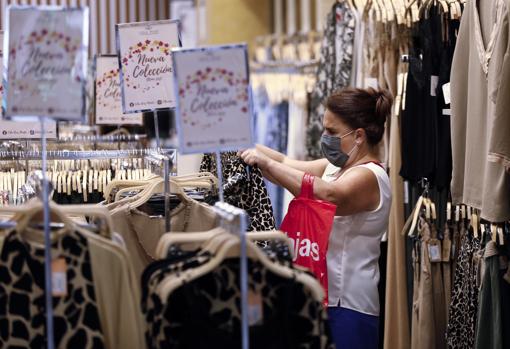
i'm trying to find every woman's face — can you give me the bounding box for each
[322,109,357,154]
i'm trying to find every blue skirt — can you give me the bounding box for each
[327,307,379,349]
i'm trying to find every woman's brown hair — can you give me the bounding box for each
[325,87,393,146]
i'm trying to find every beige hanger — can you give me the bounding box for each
[408,195,425,236]
[128,178,191,210]
[156,230,292,259]
[114,184,147,202]
[66,171,72,196]
[491,224,498,243]
[159,236,297,302]
[497,227,505,245]
[424,198,431,220]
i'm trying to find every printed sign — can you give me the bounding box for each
[0,53,3,119]
[0,119,57,139]
[1,32,4,118]
[3,6,88,120]
[172,44,253,154]
[95,55,142,125]
[116,19,180,113]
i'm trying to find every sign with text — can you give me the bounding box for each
[3,6,88,120]
[0,119,57,139]
[0,54,3,118]
[0,32,4,118]
[95,55,142,125]
[172,44,253,154]
[116,19,180,113]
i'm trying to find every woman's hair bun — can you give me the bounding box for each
[325,87,394,146]
[366,88,393,125]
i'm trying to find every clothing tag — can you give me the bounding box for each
[442,82,451,104]
[428,240,442,262]
[247,290,263,326]
[442,239,451,262]
[51,258,68,297]
[430,75,439,96]
[498,227,505,246]
[364,77,379,89]
[442,109,451,116]
[404,181,409,204]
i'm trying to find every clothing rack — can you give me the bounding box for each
[251,61,318,75]
[144,151,174,232]
[211,202,250,349]
[0,148,176,231]
[55,134,147,143]
[0,148,165,160]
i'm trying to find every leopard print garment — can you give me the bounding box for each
[0,230,105,348]
[200,152,276,232]
[142,251,212,349]
[445,225,481,349]
[154,259,334,348]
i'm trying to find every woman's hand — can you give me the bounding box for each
[239,148,272,170]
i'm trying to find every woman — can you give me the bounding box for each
[240,87,393,349]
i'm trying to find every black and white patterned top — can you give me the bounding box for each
[142,256,334,349]
[306,1,356,159]
[200,152,276,232]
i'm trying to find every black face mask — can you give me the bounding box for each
[320,130,356,168]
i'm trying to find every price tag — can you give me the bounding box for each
[442,82,451,104]
[404,181,409,204]
[428,240,442,262]
[247,290,264,326]
[430,75,439,96]
[365,77,379,89]
[51,258,68,297]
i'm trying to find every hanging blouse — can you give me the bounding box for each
[306,0,356,159]
[450,0,510,221]
[200,152,276,232]
[0,228,145,349]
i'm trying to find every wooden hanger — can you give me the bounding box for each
[408,195,425,236]
[158,233,324,303]
[0,199,114,238]
[470,208,479,239]
[128,178,192,210]
[156,230,292,259]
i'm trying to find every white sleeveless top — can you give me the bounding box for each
[322,162,392,315]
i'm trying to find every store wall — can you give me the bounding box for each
[204,0,272,50]
[0,0,170,55]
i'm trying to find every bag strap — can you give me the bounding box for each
[300,173,315,199]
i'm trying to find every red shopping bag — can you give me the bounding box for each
[280,173,336,304]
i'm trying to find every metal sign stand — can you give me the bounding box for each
[39,116,55,349]
[153,111,161,149]
[215,151,249,349]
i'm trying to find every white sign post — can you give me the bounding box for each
[172,44,253,154]
[172,44,254,348]
[3,7,89,349]
[95,55,142,125]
